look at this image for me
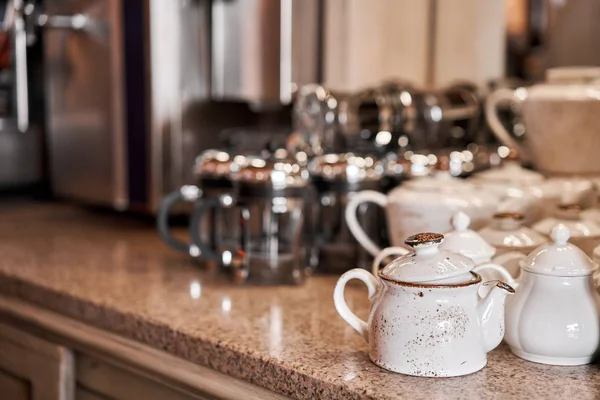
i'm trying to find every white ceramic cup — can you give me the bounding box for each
[485,68,600,176]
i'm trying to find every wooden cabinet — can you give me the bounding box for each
[0,323,240,400]
[0,323,208,400]
[0,323,74,400]
[0,368,31,400]
[76,355,210,400]
[0,296,286,400]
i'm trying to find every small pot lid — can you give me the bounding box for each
[537,178,596,203]
[546,66,600,84]
[439,212,496,263]
[532,204,600,238]
[379,232,474,283]
[472,162,544,186]
[520,224,598,277]
[479,212,548,249]
[308,153,383,183]
[404,171,473,192]
[234,156,309,188]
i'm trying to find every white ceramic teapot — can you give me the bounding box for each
[334,232,515,377]
[473,225,600,365]
[345,172,500,257]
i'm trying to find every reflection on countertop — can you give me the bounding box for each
[0,202,598,400]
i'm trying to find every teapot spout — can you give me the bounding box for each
[478,281,515,352]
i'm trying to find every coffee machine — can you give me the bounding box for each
[37,0,319,213]
[0,0,44,191]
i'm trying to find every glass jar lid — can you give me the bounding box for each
[308,153,383,183]
[520,224,598,277]
[439,212,496,264]
[193,150,241,181]
[234,156,309,196]
[379,233,474,283]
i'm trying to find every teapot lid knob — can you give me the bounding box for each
[451,212,471,232]
[551,224,571,245]
[404,232,444,248]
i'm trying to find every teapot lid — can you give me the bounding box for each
[404,171,473,192]
[379,233,475,283]
[479,212,548,249]
[472,162,544,186]
[546,66,600,84]
[521,225,597,276]
[439,212,496,263]
[532,204,600,238]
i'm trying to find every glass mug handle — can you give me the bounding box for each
[156,185,202,255]
[484,88,525,155]
[345,190,388,257]
[188,195,235,262]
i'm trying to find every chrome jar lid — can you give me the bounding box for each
[193,150,244,188]
[309,153,384,191]
[234,156,309,198]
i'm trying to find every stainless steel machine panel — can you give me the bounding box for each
[45,0,127,208]
[211,0,320,106]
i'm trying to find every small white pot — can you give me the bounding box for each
[474,224,600,365]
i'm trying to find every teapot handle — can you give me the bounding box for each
[333,269,381,343]
[371,246,410,276]
[473,263,519,289]
[485,88,525,156]
[345,191,388,257]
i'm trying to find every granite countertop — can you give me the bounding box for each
[0,202,598,399]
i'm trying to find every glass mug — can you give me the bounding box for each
[156,150,240,263]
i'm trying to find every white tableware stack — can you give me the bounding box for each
[339,159,600,374]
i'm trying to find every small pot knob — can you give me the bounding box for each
[551,223,571,245]
[451,212,471,232]
[404,232,444,248]
[404,233,445,257]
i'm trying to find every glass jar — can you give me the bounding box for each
[191,156,310,285]
[308,153,387,273]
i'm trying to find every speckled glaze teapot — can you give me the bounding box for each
[333,233,515,377]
